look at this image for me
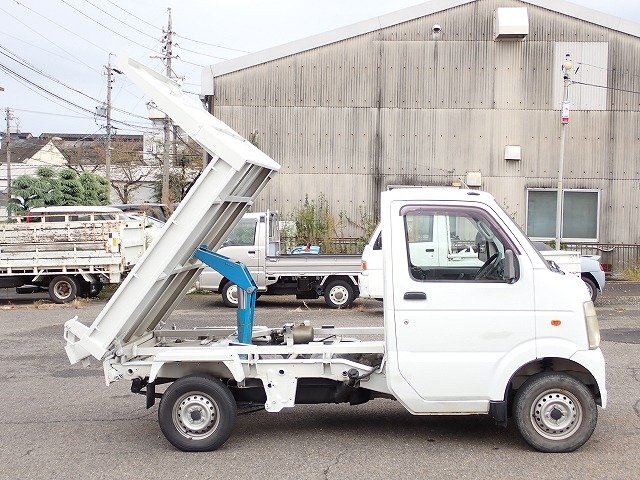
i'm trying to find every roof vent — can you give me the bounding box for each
[494,8,529,40]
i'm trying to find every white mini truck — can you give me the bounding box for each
[64,56,606,454]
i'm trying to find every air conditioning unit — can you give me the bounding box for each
[494,8,529,40]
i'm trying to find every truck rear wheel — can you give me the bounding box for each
[324,279,355,309]
[158,375,237,452]
[48,275,79,304]
[513,372,597,452]
[221,282,238,308]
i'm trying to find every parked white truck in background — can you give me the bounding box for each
[360,217,605,301]
[64,57,605,454]
[0,207,145,303]
[197,211,361,308]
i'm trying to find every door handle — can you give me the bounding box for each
[404,292,426,300]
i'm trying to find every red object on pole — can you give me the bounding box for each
[561,101,570,124]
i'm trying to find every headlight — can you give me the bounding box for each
[583,301,600,349]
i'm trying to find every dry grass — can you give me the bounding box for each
[351,303,368,313]
[620,260,640,281]
[1,298,83,310]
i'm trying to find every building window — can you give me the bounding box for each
[526,189,599,242]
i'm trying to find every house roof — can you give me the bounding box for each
[201,0,640,93]
[0,138,51,163]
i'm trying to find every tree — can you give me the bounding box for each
[59,169,84,206]
[9,166,109,215]
[109,137,154,204]
[151,136,203,203]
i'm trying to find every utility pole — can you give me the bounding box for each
[105,55,115,203]
[162,8,174,207]
[555,54,573,250]
[5,107,12,216]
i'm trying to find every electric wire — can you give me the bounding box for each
[1,62,153,133]
[0,47,150,120]
[576,61,640,80]
[59,0,162,54]
[571,80,640,96]
[11,1,112,57]
[103,0,249,54]
[173,33,251,54]
[79,0,159,42]
[0,30,92,71]
[0,5,99,72]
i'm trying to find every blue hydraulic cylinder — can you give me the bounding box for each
[193,246,257,344]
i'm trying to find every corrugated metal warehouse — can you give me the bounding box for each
[202,0,640,266]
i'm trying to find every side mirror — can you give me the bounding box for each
[504,250,517,281]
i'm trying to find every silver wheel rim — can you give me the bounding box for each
[585,281,594,299]
[173,392,220,440]
[54,281,73,300]
[529,388,583,440]
[329,285,349,306]
[225,284,238,305]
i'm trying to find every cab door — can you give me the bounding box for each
[388,202,535,411]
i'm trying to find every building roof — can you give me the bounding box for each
[39,133,143,142]
[201,0,640,93]
[0,138,51,163]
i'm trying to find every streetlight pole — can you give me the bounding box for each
[555,54,573,250]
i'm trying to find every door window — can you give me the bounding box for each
[403,207,514,282]
[223,219,257,246]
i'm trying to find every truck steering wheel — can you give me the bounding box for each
[474,253,500,280]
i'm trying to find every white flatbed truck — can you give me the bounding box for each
[197,211,362,308]
[64,56,606,454]
[0,211,144,302]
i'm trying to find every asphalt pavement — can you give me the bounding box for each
[0,282,638,479]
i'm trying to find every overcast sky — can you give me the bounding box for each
[1,0,639,136]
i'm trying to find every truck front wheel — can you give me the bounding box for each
[582,276,598,302]
[158,375,237,452]
[324,279,355,309]
[48,275,79,304]
[513,372,597,452]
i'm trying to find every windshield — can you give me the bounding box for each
[493,202,551,270]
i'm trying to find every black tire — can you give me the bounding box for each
[324,279,355,308]
[513,372,597,452]
[221,281,238,308]
[158,375,237,452]
[582,276,598,302]
[48,275,79,304]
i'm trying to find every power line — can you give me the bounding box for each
[571,80,640,96]
[105,0,163,31]
[0,5,99,73]
[11,108,93,119]
[59,0,161,53]
[173,32,251,54]
[0,45,149,120]
[11,1,112,57]
[79,0,159,42]
[103,0,249,54]
[0,62,153,133]
[576,61,640,80]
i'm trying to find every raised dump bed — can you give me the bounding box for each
[64,56,280,365]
